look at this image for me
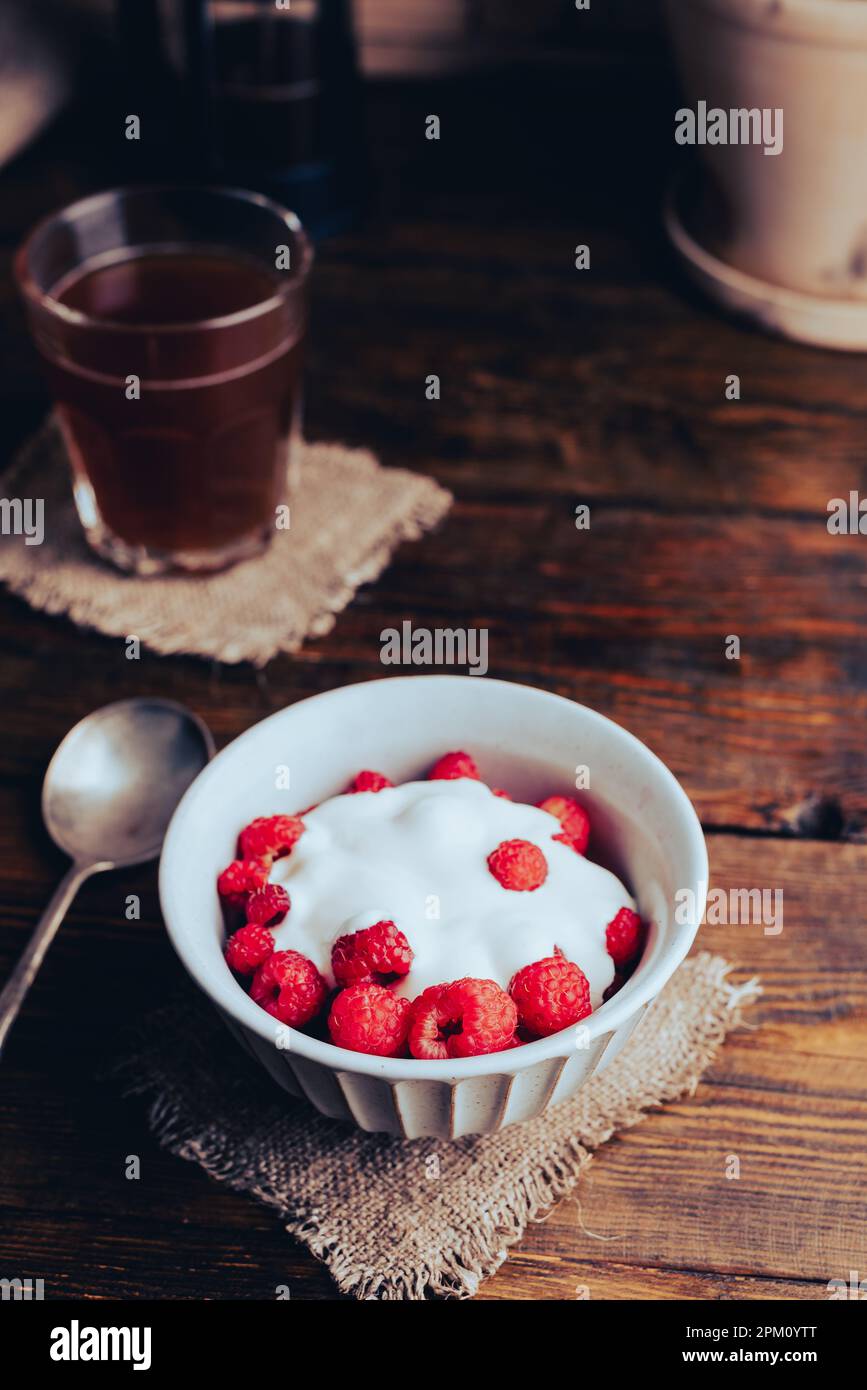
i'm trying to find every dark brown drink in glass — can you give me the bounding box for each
[15,188,312,574]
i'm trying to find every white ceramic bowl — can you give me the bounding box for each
[159,677,708,1138]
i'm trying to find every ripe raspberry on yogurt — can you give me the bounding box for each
[328,983,410,1057]
[346,770,393,794]
[245,883,290,927]
[407,978,517,1059]
[217,858,269,913]
[225,923,274,976]
[487,838,548,891]
[238,814,305,864]
[267,775,636,1006]
[606,906,644,968]
[537,795,590,855]
[332,919,413,986]
[251,950,328,1027]
[509,956,591,1037]
[428,750,480,781]
[219,756,644,1056]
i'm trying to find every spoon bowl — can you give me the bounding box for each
[43,698,215,867]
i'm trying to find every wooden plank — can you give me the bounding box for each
[0,559,866,841]
[303,242,867,519]
[479,1257,836,1302]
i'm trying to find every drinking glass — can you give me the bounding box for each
[14,185,313,574]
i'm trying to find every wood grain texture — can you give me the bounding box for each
[0,66,865,1300]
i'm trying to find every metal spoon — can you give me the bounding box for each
[0,698,214,1055]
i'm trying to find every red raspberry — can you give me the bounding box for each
[407,985,448,1059]
[328,983,411,1057]
[428,750,480,781]
[331,919,413,987]
[217,858,269,911]
[238,814,305,865]
[346,770,393,794]
[407,978,517,1059]
[251,950,328,1027]
[225,923,275,975]
[487,839,548,891]
[537,795,590,855]
[245,883,290,927]
[509,956,591,1038]
[606,907,644,968]
[492,788,512,800]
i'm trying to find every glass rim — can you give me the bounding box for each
[13,183,315,335]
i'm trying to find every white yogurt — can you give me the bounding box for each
[270,779,634,1006]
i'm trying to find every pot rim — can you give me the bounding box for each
[667,0,867,48]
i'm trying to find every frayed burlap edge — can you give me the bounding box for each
[0,420,453,665]
[112,954,760,1300]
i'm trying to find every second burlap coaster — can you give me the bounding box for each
[114,953,760,1300]
[0,420,452,665]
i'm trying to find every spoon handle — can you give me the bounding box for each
[0,863,92,1056]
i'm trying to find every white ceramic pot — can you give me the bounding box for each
[664,0,867,300]
[159,677,707,1138]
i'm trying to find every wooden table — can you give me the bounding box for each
[1,63,866,1301]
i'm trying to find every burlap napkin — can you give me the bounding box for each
[113,953,759,1300]
[0,420,452,665]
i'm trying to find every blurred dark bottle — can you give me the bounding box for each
[115,0,365,238]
